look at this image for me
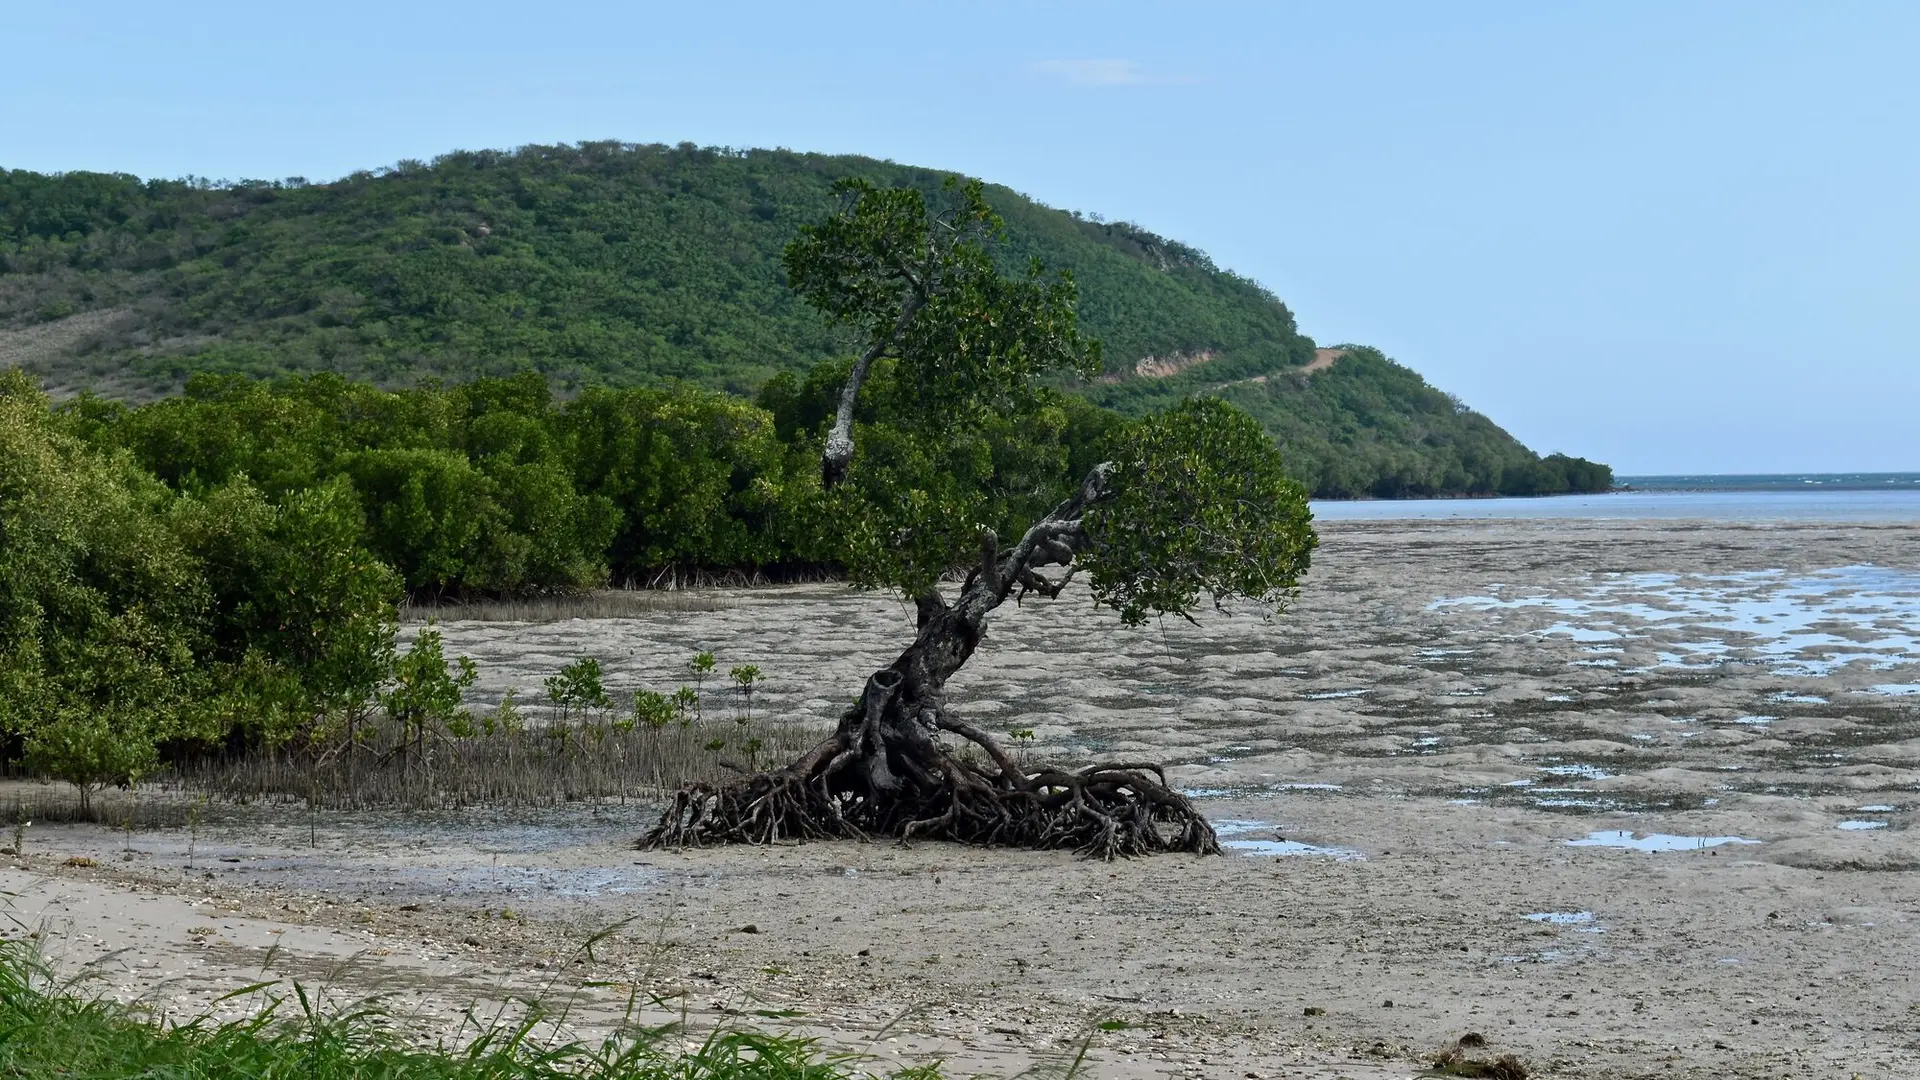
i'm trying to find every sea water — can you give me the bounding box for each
[1427,564,1920,677]
[1312,473,1920,522]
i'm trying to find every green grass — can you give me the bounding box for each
[0,937,942,1080]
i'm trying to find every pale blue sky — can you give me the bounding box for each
[5,2,1915,473]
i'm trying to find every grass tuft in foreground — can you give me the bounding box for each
[0,937,941,1080]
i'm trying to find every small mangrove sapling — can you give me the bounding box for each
[687,652,716,722]
[730,665,761,724]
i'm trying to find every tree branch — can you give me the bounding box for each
[949,461,1112,629]
[914,592,948,629]
[821,293,925,489]
[975,528,1000,595]
[936,715,1032,788]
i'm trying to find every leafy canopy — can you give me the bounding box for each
[781,183,1317,621]
[779,180,1103,594]
[784,178,1100,428]
[0,371,213,797]
[0,369,401,795]
[1086,398,1317,625]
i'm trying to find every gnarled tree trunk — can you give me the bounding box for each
[640,465,1220,859]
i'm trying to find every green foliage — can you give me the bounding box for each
[489,687,525,736]
[0,372,212,801]
[21,712,161,811]
[816,416,999,594]
[671,686,699,725]
[783,178,1099,422]
[729,664,762,723]
[772,179,1105,594]
[631,689,678,730]
[0,934,948,1079]
[686,652,716,722]
[782,360,1097,593]
[0,369,403,798]
[378,626,477,745]
[346,448,521,591]
[779,179,1321,629]
[63,371,646,594]
[562,384,789,576]
[545,656,612,720]
[1085,399,1318,626]
[172,476,401,739]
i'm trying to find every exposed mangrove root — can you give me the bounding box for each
[639,742,1218,859]
[639,674,1219,859]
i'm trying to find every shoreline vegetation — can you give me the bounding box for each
[0,363,846,823]
[0,650,820,825]
[5,363,1609,595]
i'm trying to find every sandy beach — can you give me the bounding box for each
[7,518,1919,1079]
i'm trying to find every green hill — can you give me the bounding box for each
[0,141,1607,497]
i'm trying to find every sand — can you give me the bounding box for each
[6,518,1919,1079]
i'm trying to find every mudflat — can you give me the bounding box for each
[8,519,1919,1079]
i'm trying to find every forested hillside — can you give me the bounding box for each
[0,141,1607,497]
[1091,345,1612,497]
